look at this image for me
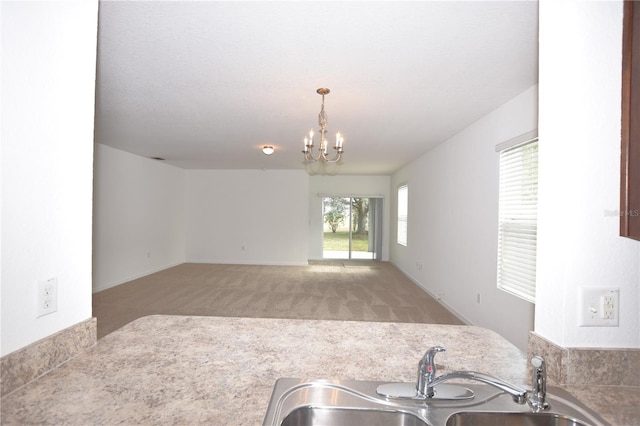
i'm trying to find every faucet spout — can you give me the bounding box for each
[427,371,528,404]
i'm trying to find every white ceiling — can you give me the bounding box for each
[94,1,539,175]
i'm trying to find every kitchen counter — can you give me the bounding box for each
[0,315,635,425]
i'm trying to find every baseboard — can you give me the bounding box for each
[389,261,472,326]
[94,259,379,293]
[185,259,309,267]
[1,317,96,398]
[92,261,184,293]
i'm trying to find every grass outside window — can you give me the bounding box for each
[323,231,369,252]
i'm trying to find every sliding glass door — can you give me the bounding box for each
[322,196,382,260]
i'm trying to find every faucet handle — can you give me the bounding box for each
[424,346,445,370]
[424,346,446,369]
[422,346,446,381]
[417,346,446,398]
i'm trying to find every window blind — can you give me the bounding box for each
[397,184,408,246]
[497,139,538,303]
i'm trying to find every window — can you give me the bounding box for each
[497,139,538,303]
[397,184,408,246]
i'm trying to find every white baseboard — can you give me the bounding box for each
[92,261,184,293]
[389,261,472,326]
[185,259,309,267]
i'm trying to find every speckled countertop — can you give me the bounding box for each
[0,316,635,425]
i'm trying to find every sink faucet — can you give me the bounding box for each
[418,346,528,404]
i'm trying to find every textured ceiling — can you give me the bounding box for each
[94,1,539,175]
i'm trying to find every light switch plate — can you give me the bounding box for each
[578,287,619,327]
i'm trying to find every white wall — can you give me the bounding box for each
[536,0,639,348]
[185,169,309,265]
[92,144,186,292]
[1,1,98,356]
[308,175,391,260]
[390,86,538,351]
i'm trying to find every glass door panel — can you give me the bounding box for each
[322,196,381,260]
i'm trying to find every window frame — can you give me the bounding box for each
[496,138,539,304]
[397,184,408,246]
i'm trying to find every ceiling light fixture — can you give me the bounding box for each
[302,88,344,164]
[262,145,275,155]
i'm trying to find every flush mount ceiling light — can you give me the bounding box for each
[262,145,275,155]
[302,88,344,164]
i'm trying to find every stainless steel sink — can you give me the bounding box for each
[446,411,590,426]
[262,378,610,426]
[281,406,429,426]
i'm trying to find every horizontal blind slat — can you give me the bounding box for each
[497,139,538,304]
[397,184,408,246]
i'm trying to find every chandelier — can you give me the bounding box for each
[302,88,344,163]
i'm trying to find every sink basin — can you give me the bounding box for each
[281,406,429,426]
[446,411,590,426]
[263,379,609,426]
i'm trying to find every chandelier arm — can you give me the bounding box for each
[304,149,324,162]
[323,152,342,163]
[304,143,342,163]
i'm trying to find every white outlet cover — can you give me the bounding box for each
[37,277,58,317]
[578,287,619,327]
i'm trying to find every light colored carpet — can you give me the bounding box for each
[92,260,464,339]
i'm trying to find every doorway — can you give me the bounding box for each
[322,196,383,260]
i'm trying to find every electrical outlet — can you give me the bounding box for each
[37,277,57,317]
[578,287,619,327]
[601,293,617,319]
